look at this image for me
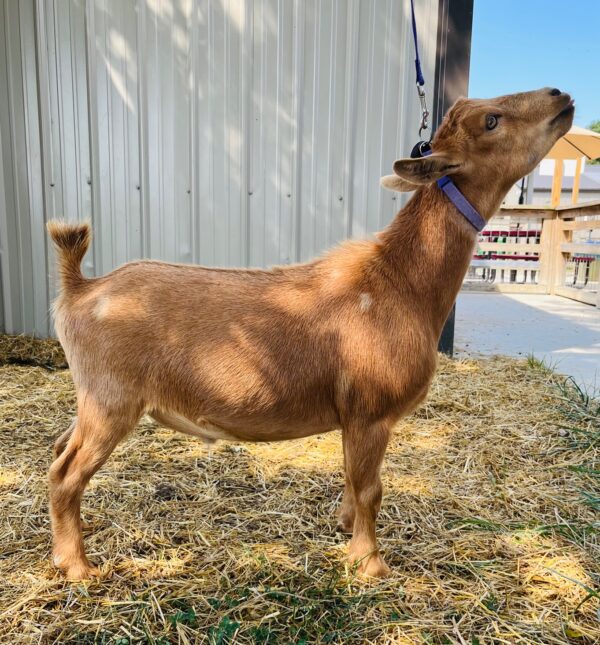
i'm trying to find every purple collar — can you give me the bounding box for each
[436,175,486,232]
[420,148,486,232]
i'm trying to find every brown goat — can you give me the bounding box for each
[47,88,573,580]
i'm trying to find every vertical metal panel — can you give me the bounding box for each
[38,0,93,298]
[0,0,441,336]
[0,0,45,334]
[88,0,142,271]
[0,114,6,331]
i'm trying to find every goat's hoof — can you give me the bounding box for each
[348,550,391,578]
[65,562,102,581]
[359,555,391,578]
[54,554,102,581]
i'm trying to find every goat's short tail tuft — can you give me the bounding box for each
[47,220,92,292]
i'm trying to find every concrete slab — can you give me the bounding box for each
[455,293,600,391]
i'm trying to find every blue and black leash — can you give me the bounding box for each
[406,0,486,232]
[409,0,431,158]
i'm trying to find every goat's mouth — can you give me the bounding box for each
[550,99,575,126]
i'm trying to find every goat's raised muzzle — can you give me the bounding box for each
[550,95,575,125]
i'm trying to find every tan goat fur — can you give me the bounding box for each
[47,88,574,580]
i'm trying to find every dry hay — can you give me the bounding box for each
[0,334,598,644]
[0,334,67,369]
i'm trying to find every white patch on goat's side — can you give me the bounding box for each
[331,269,343,282]
[93,295,111,320]
[359,292,372,312]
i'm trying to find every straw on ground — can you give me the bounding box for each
[0,335,598,643]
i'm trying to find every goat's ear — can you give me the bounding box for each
[392,154,461,185]
[380,174,419,193]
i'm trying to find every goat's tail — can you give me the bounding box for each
[47,220,92,292]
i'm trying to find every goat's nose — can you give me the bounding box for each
[549,88,561,96]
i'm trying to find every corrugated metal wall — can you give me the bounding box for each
[0,0,440,336]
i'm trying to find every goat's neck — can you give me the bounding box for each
[378,183,490,337]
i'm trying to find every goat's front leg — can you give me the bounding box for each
[342,421,391,578]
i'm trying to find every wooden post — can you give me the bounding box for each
[553,220,572,294]
[539,214,573,295]
[538,217,556,292]
[572,157,583,204]
[551,159,563,207]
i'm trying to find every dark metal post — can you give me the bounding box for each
[433,0,474,355]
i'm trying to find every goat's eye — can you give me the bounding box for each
[486,115,499,130]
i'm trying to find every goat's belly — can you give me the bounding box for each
[151,362,339,441]
[218,417,339,442]
[153,408,338,443]
[150,410,237,443]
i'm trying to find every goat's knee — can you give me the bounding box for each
[355,481,382,517]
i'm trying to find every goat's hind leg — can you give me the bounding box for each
[49,399,140,580]
[54,418,76,457]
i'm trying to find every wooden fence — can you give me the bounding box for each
[465,200,600,307]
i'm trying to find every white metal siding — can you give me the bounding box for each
[0,0,439,336]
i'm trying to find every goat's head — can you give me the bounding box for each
[381,88,574,197]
